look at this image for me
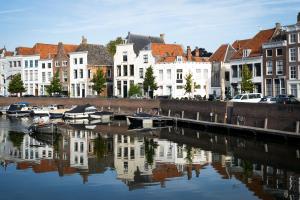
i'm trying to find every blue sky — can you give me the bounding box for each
[0,0,299,52]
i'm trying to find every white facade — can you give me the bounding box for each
[154,60,211,99]
[21,55,40,95]
[230,57,263,96]
[38,59,53,95]
[113,44,155,98]
[0,58,8,96]
[69,51,88,98]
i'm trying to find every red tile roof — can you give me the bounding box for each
[232,39,250,50]
[209,44,229,62]
[4,51,14,56]
[151,43,184,58]
[231,28,275,60]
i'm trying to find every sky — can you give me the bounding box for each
[0,0,299,52]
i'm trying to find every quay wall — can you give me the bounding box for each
[1,97,299,132]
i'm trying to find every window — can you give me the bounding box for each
[290,66,296,79]
[74,58,77,65]
[107,69,111,78]
[167,69,171,80]
[80,69,83,78]
[63,71,68,82]
[139,68,143,78]
[203,69,208,78]
[243,49,251,57]
[42,63,45,69]
[63,61,68,66]
[29,71,33,81]
[30,60,33,68]
[159,70,163,81]
[266,49,272,57]
[289,48,296,62]
[290,84,298,97]
[117,147,122,158]
[18,61,21,67]
[74,69,78,79]
[289,33,297,44]
[117,81,121,95]
[9,61,12,68]
[266,61,273,75]
[140,145,145,157]
[274,79,280,96]
[123,65,128,76]
[117,65,121,76]
[130,147,135,159]
[143,54,148,63]
[13,61,16,67]
[225,71,230,81]
[79,58,83,64]
[276,48,283,56]
[55,61,60,67]
[130,65,134,76]
[88,69,91,78]
[80,156,83,165]
[123,52,127,62]
[177,85,183,89]
[48,72,51,81]
[176,69,183,83]
[34,70,38,81]
[48,63,51,68]
[35,60,38,67]
[276,60,283,75]
[25,60,28,68]
[254,63,261,77]
[177,56,182,62]
[232,65,237,78]
[25,71,28,81]
[80,142,84,152]
[42,72,46,82]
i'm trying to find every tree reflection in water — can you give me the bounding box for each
[94,133,107,160]
[8,131,24,149]
[144,137,158,166]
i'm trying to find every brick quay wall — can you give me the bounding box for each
[1,97,299,132]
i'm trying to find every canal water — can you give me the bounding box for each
[0,116,299,200]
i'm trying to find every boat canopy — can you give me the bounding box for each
[65,104,96,113]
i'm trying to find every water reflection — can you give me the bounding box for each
[0,118,300,199]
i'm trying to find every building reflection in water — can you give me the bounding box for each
[0,122,299,199]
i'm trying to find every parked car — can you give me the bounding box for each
[259,96,277,104]
[22,94,35,97]
[230,93,262,103]
[276,95,300,104]
[208,94,220,101]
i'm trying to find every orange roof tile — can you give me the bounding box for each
[209,44,229,62]
[4,51,14,56]
[16,47,34,56]
[232,39,250,50]
[151,43,184,57]
[231,28,275,60]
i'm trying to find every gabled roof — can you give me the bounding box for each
[232,39,250,50]
[126,32,164,55]
[209,44,229,62]
[76,43,113,66]
[231,28,275,60]
[151,43,184,63]
[4,51,14,56]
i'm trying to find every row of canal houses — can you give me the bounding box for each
[0,13,300,99]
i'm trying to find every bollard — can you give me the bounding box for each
[264,118,268,129]
[214,114,218,123]
[181,111,184,119]
[196,112,199,121]
[140,107,143,112]
[296,121,300,134]
[168,109,171,117]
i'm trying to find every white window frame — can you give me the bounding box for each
[266,61,273,75]
[289,48,296,62]
[289,33,297,44]
[290,65,296,79]
[276,60,283,75]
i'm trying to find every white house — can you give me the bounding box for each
[39,58,53,95]
[69,51,88,98]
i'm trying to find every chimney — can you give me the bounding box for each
[275,22,281,29]
[81,36,87,45]
[160,33,165,41]
[195,46,200,57]
[187,46,192,61]
[57,42,65,58]
[298,12,300,23]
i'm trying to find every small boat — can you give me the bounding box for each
[48,104,69,119]
[127,112,173,128]
[0,106,9,115]
[30,106,50,117]
[64,104,97,119]
[7,102,31,117]
[28,123,59,134]
[89,111,113,120]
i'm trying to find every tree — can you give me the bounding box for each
[144,137,158,166]
[8,73,26,96]
[8,131,24,149]
[46,71,62,96]
[143,66,157,98]
[128,84,142,97]
[184,73,193,96]
[94,134,107,160]
[106,37,123,57]
[241,65,254,93]
[91,68,106,95]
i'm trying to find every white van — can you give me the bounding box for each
[230,93,262,103]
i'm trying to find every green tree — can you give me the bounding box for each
[185,145,193,164]
[143,66,157,98]
[241,65,254,93]
[184,73,193,96]
[94,134,107,160]
[46,71,62,96]
[8,131,24,149]
[144,138,158,166]
[129,84,142,97]
[91,68,106,95]
[106,37,123,57]
[8,73,26,96]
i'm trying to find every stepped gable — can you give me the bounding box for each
[231,28,275,60]
[76,43,113,66]
[126,32,165,55]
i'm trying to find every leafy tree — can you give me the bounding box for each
[192,47,212,57]
[106,37,123,57]
[143,66,157,98]
[8,73,26,96]
[241,65,254,93]
[94,134,107,160]
[185,145,193,164]
[129,84,142,97]
[184,73,193,96]
[46,71,62,96]
[8,131,24,149]
[91,68,106,95]
[144,138,158,166]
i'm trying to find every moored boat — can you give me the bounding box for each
[48,104,69,119]
[127,112,172,128]
[64,104,97,119]
[6,102,31,117]
[89,111,113,120]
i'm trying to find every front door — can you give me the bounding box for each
[82,89,85,98]
[123,81,128,98]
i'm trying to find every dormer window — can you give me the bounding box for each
[243,49,251,57]
[176,56,183,62]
